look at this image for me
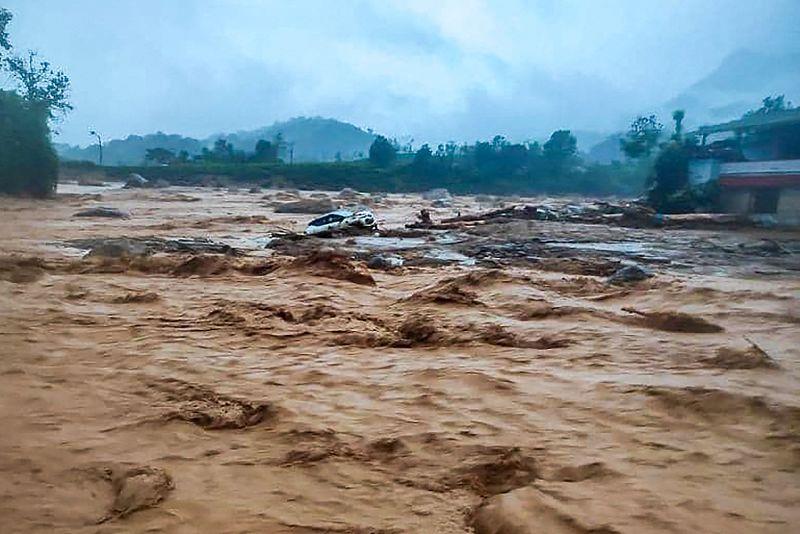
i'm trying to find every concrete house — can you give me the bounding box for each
[690,108,800,225]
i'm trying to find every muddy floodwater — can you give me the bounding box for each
[1,185,799,533]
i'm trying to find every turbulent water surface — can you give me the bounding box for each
[1,185,799,533]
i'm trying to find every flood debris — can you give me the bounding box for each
[73,206,130,219]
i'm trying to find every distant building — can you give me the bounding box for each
[690,108,800,225]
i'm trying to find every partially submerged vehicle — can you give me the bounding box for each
[305,208,376,236]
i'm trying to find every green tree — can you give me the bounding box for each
[144,147,176,165]
[0,8,11,54]
[212,138,234,161]
[0,8,69,197]
[543,130,577,168]
[252,139,278,162]
[621,115,662,159]
[5,51,72,120]
[413,143,433,168]
[647,139,695,212]
[368,135,396,167]
[672,109,685,139]
[745,95,791,117]
[0,91,58,197]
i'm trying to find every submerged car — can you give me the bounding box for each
[305,208,376,236]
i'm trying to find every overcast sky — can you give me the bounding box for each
[4,0,799,146]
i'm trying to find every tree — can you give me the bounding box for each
[212,138,234,161]
[0,91,58,197]
[620,115,662,159]
[543,129,577,169]
[0,8,68,197]
[5,51,72,119]
[413,143,433,168]
[0,8,11,54]
[672,109,685,139]
[252,139,278,162]
[144,147,176,165]
[745,95,791,117]
[368,135,396,167]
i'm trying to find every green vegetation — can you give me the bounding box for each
[85,126,649,197]
[0,91,58,197]
[368,136,397,168]
[57,117,376,165]
[0,8,70,197]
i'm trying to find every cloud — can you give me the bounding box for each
[3,0,799,145]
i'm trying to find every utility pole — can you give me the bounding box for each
[89,130,103,166]
[288,142,295,165]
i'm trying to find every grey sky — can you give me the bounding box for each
[4,0,799,146]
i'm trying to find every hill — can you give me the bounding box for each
[664,49,800,128]
[214,117,376,162]
[56,117,376,165]
[56,132,205,166]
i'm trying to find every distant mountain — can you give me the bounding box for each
[213,117,376,162]
[56,117,377,165]
[56,132,205,166]
[664,49,800,129]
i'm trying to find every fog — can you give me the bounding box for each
[4,0,799,146]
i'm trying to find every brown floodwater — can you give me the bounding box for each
[1,184,799,533]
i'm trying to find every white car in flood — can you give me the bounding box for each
[305,209,376,236]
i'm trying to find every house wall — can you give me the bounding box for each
[777,188,800,225]
[721,187,800,225]
[720,189,752,214]
[688,159,720,186]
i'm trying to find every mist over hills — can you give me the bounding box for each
[56,117,377,165]
[663,49,800,129]
[56,49,799,166]
[215,117,377,162]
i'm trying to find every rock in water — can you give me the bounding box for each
[367,254,404,270]
[124,173,148,188]
[73,207,130,219]
[607,264,653,285]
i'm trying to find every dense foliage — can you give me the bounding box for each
[0,8,70,197]
[368,136,397,168]
[0,91,58,196]
[89,127,649,197]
